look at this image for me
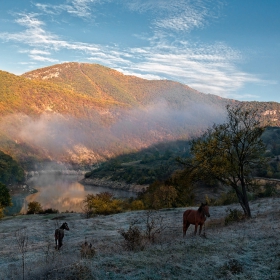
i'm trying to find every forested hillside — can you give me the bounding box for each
[0,151,24,185]
[22,62,230,109]
[0,62,280,169]
[83,127,280,187]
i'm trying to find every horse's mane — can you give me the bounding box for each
[198,205,203,213]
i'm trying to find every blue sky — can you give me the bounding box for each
[0,0,279,102]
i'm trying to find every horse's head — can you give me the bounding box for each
[201,203,210,218]
[61,222,70,231]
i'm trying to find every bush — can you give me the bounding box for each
[0,208,4,218]
[218,259,243,277]
[83,192,123,216]
[144,210,165,243]
[214,190,239,206]
[27,201,43,214]
[225,209,245,225]
[140,181,180,209]
[119,224,144,251]
[257,183,278,198]
[129,200,145,210]
[119,210,165,251]
[0,183,12,218]
[80,241,95,259]
[41,208,59,214]
[84,171,92,178]
[152,185,177,209]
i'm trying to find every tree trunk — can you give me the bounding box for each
[233,185,251,218]
[241,188,251,218]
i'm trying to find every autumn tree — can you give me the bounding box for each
[0,183,12,217]
[182,104,266,218]
[83,192,123,215]
[27,201,43,214]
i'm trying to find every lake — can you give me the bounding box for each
[7,174,136,215]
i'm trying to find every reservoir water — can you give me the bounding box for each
[7,174,136,215]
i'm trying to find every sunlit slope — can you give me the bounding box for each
[0,62,280,167]
[24,62,280,127]
[22,62,230,109]
[0,69,127,117]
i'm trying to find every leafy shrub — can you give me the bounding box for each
[218,259,243,277]
[0,183,12,216]
[119,224,144,251]
[80,241,95,259]
[83,192,123,216]
[41,208,59,214]
[0,208,4,218]
[84,171,92,178]
[70,263,92,280]
[119,210,165,251]
[225,209,245,225]
[129,200,145,210]
[140,181,183,209]
[27,201,43,214]
[0,151,25,185]
[152,185,177,209]
[257,183,278,198]
[214,190,239,206]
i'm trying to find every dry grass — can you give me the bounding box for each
[0,197,280,279]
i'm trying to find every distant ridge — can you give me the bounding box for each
[0,62,279,168]
[22,62,230,109]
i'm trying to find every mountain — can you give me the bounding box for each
[0,62,279,169]
[22,62,228,108]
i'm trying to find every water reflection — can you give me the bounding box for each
[20,174,136,213]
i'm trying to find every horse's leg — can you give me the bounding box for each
[183,222,190,237]
[54,230,58,249]
[183,211,191,237]
[199,224,203,235]
[58,237,62,249]
[194,223,198,235]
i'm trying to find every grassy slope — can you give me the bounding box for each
[0,197,279,279]
[0,69,126,117]
[22,62,232,109]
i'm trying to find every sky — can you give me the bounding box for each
[0,0,279,102]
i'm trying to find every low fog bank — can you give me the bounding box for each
[0,100,227,165]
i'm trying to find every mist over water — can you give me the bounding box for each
[21,174,136,213]
[1,99,227,213]
[0,100,227,164]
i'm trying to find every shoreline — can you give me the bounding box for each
[6,184,37,215]
[26,169,88,178]
[80,178,148,193]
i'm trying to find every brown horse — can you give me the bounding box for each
[55,222,70,250]
[183,203,210,237]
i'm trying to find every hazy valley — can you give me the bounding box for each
[1,62,280,170]
[1,63,280,280]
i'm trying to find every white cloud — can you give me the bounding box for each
[31,49,50,55]
[0,9,270,97]
[35,0,98,18]
[154,12,205,32]
[29,55,59,62]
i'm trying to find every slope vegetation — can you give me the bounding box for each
[0,62,280,168]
